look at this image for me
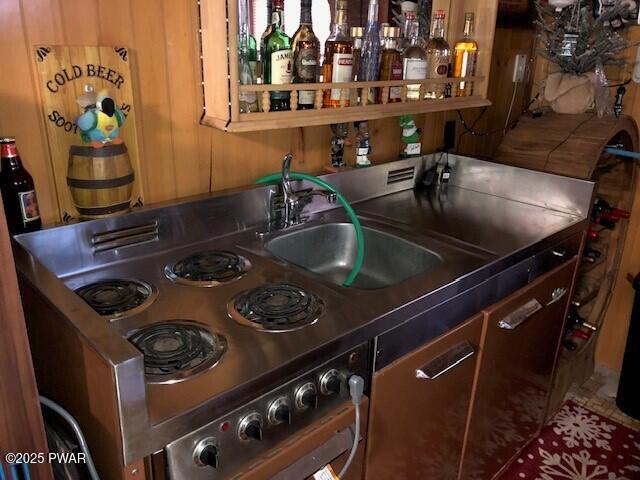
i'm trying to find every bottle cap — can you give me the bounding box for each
[465,12,475,20]
[404,10,416,20]
[0,137,16,144]
[336,0,347,11]
[350,26,364,38]
[382,26,400,38]
[401,1,417,13]
[435,9,446,18]
[273,0,284,9]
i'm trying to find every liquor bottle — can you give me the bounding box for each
[354,121,371,168]
[402,15,427,101]
[400,10,417,51]
[260,0,274,63]
[425,10,451,99]
[239,40,259,113]
[378,26,403,103]
[322,0,354,108]
[264,0,293,111]
[350,27,364,81]
[238,0,259,113]
[0,137,41,235]
[359,0,381,104]
[453,12,478,97]
[292,0,320,110]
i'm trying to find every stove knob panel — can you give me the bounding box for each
[319,369,342,396]
[194,438,218,469]
[267,397,292,425]
[295,382,318,411]
[238,412,263,441]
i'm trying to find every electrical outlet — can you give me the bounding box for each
[512,54,528,83]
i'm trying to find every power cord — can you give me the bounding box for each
[337,375,365,479]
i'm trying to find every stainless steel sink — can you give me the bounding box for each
[265,222,443,289]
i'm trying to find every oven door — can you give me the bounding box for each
[233,399,367,480]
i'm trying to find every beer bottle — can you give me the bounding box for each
[0,137,42,234]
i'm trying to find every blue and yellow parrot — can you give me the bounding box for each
[76,89,126,149]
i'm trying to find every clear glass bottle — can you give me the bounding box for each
[260,0,274,65]
[264,0,293,111]
[402,16,427,101]
[322,0,353,108]
[359,0,381,104]
[453,12,478,97]
[400,10,417,51]
[238,0,258,112]
[425,9,451,99]
[378,26,402,103]
[350,26,364,80]
[292,0,320,109]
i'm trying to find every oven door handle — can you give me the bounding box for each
[415,341,476,380]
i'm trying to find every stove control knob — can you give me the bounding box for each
[238,413,263,441]
[194,438,218,469]
[319,369,342,396]
[295,382,318,411]
[267,397,292,425]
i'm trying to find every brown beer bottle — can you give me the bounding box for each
[0,137,42,234]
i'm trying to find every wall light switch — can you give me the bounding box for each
[513,54,528,83]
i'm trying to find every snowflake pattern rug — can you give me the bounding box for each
[500,400,640,479]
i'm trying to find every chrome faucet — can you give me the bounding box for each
[271,153,337,230]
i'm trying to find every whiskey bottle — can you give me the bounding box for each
[425,10,451,99]
[0,137,41,235]
[350,27,364,80]
[264,0,293,111]
[453,12,478,97]
[378,26,403,103]
[402,16,427,101]
[322,0,353,108]
[292,0,320,109]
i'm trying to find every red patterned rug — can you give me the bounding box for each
[500,400,640,479]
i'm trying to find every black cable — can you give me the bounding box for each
[542,113,596,170]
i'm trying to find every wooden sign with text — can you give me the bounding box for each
[35,45,144,220]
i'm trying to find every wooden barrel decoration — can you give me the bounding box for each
[67,143,134,218]
[495,113,639,416]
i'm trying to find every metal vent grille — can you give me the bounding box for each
[91,222,159,253]
[386,166,416,185]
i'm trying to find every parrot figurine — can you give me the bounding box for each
[76,85,126,148]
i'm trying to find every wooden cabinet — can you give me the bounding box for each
[459,260,577,480]
[198,0,498,132]
[365,314,483,480]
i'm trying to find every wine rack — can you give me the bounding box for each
[495,113,639,417]
[198,0,498,132]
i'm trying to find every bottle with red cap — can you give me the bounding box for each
[0,137,41,235]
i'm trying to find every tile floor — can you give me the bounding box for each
[564,364,640,432]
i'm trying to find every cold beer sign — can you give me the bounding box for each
[34,45,144,220]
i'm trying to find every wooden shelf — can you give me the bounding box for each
[204,96,492,132]
[198,0,499,132]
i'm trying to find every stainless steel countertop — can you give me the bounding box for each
[13,155,594,461]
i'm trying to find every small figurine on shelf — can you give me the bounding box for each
[614,85,626,118]
[354,121,372,168]
[330,123,349,168]
[76,84,126,148]
[399,114,422,158]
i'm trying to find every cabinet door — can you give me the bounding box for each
[365,315,483,480]
[460,259,577,480]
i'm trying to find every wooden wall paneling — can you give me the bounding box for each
[0,200,52,480]
[129,0,177,203]
[162,0,211,197]
[0,0,61,223]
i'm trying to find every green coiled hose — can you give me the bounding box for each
[255,172,364,287]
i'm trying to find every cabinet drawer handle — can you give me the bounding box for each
[498,299,543,330]
[547,287,568,306]
[415,341,475,380]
